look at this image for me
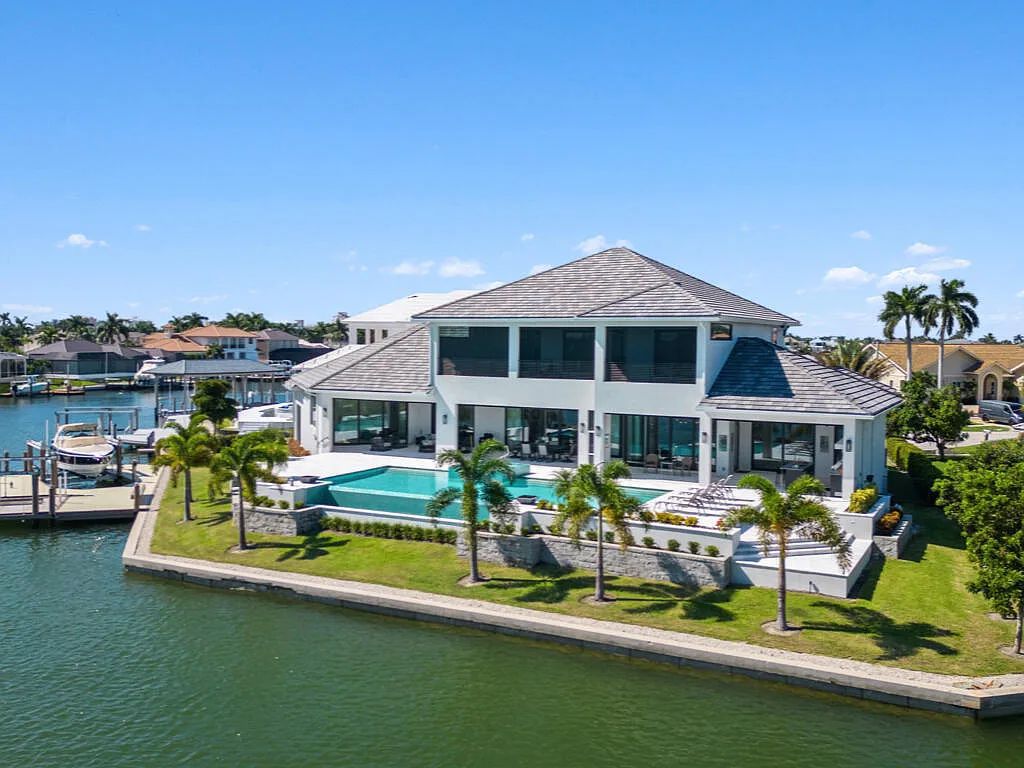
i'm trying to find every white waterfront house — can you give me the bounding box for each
[346,290,478,346]
[288,248,898,499]
[176,325,260,361]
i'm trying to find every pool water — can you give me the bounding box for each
[325,466,664,520]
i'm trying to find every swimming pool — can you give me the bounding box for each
[324,467,665,520]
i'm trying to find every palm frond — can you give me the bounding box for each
[425,486,461,520]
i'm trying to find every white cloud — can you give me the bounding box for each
[134,224,151,232]
[877,266,940,288]
[187,294,228,304]
[904,241,945,257]
[520,233,535,242]
[388,260,434,276]
[575,235,632,255]
[57,233,107,249]
[1017,289,1024,299]
[823,266,876,286]
[865,295,883,305]
[528,263,552,276]
[2,302,53,315]
[439,258,484,278]
[850,229,872,240]
[474,280,505,291]
[921,257,971,272]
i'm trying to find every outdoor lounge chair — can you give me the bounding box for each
[370,436,392,452]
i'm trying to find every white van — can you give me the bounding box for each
[979,400,1024,426]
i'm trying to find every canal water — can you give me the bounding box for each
[1,392,1023,766]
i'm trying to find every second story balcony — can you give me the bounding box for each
[605,326,697,384]
[438,326,509,378]
[518,358,594,380]
[518,326,595,381]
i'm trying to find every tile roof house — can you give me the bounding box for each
[26,340,149,378]
[869,341,1024,401]
[142,325,260,361]
[288,247,899,500]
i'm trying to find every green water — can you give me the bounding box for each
[1,525,1022,767]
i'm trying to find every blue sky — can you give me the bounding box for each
[2,2,1021,337]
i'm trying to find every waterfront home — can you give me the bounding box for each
[27,340,148,378]
[142,336,208,360]
[868,341,1024,401]
[255,328,331,365]
[0,351,28,384]
[347,290,478,346]
[176,325,260,360]
[289,247,898,499]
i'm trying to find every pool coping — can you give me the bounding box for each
[123,468,1024,720]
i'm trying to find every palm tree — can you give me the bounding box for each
[978,332,999,344]
[922,278,980,387]
[724,475,851,632]
[552,461,641,602]
[815,339,889,380]
[35,322,62,345]
[176,312,208,331]
[878,284,929,383]
[426,438,514,584]
[152,415,216,522]
[61,315,94,340]
[210,431,289,550]
[95,312,130,343]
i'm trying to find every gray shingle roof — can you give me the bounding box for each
[701,338,902,416]
[413,248,797,325]
[147,359,281,376]
[287,325,430,394]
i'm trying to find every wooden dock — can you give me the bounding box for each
[0,469,157,523]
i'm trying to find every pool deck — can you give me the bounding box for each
[125,466,1024,720]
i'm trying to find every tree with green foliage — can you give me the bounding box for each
[922,278,980,387]
[724,475,851,632]
[192,379,238,429]
[60,315,95,340]
[34,322,62,345]
[552,460,642,602]
[426,438,514,584]
[936,440,1024,654]
[130,319,158,334]
[95,312,131,343]
[886,372,969,458]
[152,415,216,522]
[210,431,289,550]
[816,339,888,380]
[878,284,930,383]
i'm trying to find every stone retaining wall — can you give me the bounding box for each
[235,504,323,536]
[460,531,729,589]
[872,515,914,560]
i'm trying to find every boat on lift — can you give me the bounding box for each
[51,422,116,477]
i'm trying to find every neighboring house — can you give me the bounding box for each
[0,351,28,383]
[142,336,208,360]
[26,340,149,378]
[346,290,478,346]
[255,329,331,365]
[175,325,260,360]
[869,342,1024,402]
[289,248,899,498]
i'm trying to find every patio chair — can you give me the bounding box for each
[537,444,550,462]
[644,453,660,473]
[370,436,392,452]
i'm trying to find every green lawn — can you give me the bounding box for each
[150,469,1022,676]
[963,424,1011,432]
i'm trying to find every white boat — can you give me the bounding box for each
[14,376,47,395]
[51,422,116,477]
[133,357,165,384]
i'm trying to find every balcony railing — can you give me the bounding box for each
[605,361,696,384]
[518,358,594,380]
[438,357,509,377]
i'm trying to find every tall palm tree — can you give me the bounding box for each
[878,284,929,383]
[553,461,641,602]
[61,315,94,340]
[210,431,289,550]
[922,278,980,387]
[724,475,851,632]
[815,339,889,380]
[35,322,62,345]
[426,438,514,584]
[177,312,208,331]
[152,415,216,522]
[95,312,130,343]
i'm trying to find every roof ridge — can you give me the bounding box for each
[580,278,698,316]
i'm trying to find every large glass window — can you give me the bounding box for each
[438,327,509,377]
[333,399,409,445]
[751,422,815,471]
[519,327,595,379]
[504,407,578,459]
[605,327,696,383]
[608,414,700,471]
[457,405,475,452]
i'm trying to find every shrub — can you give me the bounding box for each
[705,545,720,558]
[687,541,700,554]
[667,539,680,552]
[886,437,924,471]
[849,486,880,513]
[877,509,902,534]
[252,495,274,509]
[287,438,310,457]
[603,531,615,544]
[277,500,290,510]
[642,536,656,548]
[683,516,699,527]
[548,521,564,536]
[585,530,598,541]
[655,511,684,526]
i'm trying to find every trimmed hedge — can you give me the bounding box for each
[321,516,458,544]
[887,437,924,471]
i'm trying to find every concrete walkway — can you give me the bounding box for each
[122,469,1024,719]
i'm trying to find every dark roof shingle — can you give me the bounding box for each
[414,248,796,325]
[702,338,902,416]
[288,325,430,393]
